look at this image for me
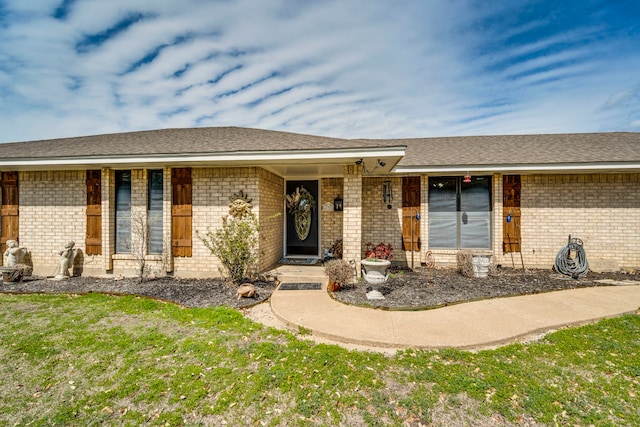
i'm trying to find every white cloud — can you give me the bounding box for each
[0,0,639,143]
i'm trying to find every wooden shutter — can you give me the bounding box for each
[85,170,102,255]
[1,172,19,253]
[172,168,192,257]
[402,176,421,251]
[503,175,521,252]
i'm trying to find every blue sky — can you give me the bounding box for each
[1,0,639,143]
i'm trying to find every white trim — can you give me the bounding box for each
[393,162,640,174]
[0,147,407,168]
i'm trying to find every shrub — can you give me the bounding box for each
[323,259,353,291]
[198,214,260,284]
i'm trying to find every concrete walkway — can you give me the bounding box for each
[269,267,640,350]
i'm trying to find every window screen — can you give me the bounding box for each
[148,170,163,254]
[115,170,131,253]
[428,176,491,249]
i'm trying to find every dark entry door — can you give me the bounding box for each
[285,180,319,256]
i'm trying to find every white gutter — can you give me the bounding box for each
[393,162,640,174]
[0,146,407,168]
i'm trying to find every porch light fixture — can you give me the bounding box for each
[463,173,471,183]
[333,195,343,211]
[354,158,363,165]
[383,180,393,209]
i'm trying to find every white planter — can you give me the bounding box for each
[360,259,391,285]
[471,254,491,278]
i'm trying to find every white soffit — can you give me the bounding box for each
[0,146,407,172]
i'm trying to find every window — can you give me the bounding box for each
[147,169,163,254]
[428,176,492,249]
[115,170,131,253]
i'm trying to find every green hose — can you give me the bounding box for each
[554,235,589,278]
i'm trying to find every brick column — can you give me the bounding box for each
[342,165,363,276]
[492,173,503,264]
[420,175,429,258]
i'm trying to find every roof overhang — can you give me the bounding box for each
[393,162,640,175]
[0,146,407,178]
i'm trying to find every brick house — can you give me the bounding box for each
[0,127,638,277]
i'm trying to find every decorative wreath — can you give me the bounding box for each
[286,187,316,240]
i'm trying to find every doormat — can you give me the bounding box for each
[279,282,322,291]
[278,257,319,265]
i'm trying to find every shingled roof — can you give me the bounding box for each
[0,127,389,159]
[0,127,639,173]
[383,132,640,169]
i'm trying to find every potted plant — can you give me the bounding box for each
[361,242,393,285]
[365,242,393,260]
[323,259,353,291]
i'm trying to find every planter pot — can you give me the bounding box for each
[328,281,342,292]
[0,266,23,283]
[471,255,491,278]
[360,259,391,285]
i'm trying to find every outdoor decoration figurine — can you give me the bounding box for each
[286,186,316,240]
[236,283,256,300]
[3,240,25,267]
[54,241,77,279]
[1,240,30,282]
[228,190,253,219]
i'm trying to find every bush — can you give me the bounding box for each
[456,250,473,277]
[323,259,353,291]
[198,214,260,284]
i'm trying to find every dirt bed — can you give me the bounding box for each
[0,268,638,311]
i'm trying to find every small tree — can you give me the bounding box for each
[120,209,164,283]
[198,213,260,284]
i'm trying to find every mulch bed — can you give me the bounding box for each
[0,267,638,311]
[331,267,640,310]
[0,276,277,309]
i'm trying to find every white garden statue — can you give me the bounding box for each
[3,239,25,267]
[54,241,77,279]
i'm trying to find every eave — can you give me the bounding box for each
[393,162,640,175]
[0,146,407,179]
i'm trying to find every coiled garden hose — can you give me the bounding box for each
[554,235,589,278]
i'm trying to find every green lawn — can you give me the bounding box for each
[1,293,638,426]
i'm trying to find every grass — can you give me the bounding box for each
[0,293,638,426]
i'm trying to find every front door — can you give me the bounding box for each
[285,180,319,256]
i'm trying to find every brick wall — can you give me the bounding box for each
[15,168,637,277]
[258,169,284,271]
[19,171,100,276]
[320,178,343,254]
[362,177,404,261]
[173,167,260,278]
[504,173,640,271]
